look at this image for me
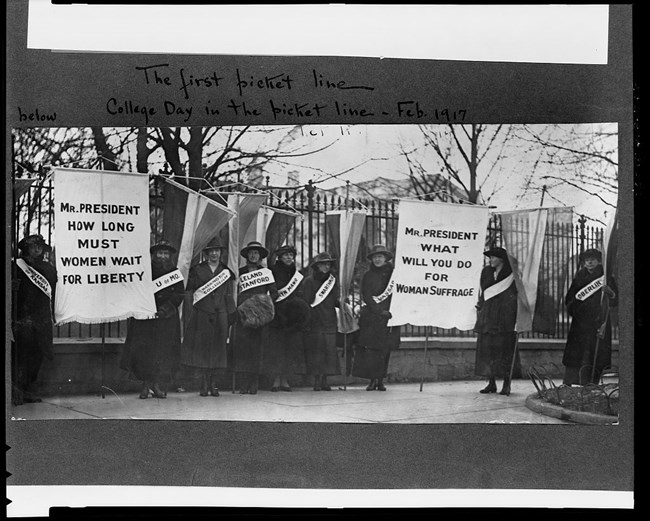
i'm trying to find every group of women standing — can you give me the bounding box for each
[474,246,617,395]
[123,235,618,399]
[123,238,400,396]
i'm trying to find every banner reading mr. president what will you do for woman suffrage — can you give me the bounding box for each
[53,168,157,325]
[388,200,489,330]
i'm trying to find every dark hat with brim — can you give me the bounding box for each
[580,248,602,262]
[150,239,177,254]
[18,234,49,252]
[483,246,509,260]
[367,244,393,261]
[274,244,297,257]
[310,252,336,267]
[203,237,226,252]
[241,241,269,259]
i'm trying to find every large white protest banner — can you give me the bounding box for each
[388,200,489,330]
[53,168,157,325]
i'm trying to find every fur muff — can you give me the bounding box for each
[237,293,275,329]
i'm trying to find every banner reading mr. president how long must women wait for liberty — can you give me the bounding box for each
[53,168,157,325]
[388,200,489,330]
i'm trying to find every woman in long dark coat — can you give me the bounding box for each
[355,244,401,391]
[123,239,184,399]
[232,241,278,394]
[474,246,519,396]
[12,234,57,405]
[562,248,618,385]
[264,245,308,392]
[181,238,236,397]
[302,252,341,391]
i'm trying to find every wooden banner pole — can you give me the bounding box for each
[343,333,348,391]
[101,323,106,399]
[420,327,429,392]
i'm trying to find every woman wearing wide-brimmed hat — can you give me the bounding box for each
[562,248,618,385]
[12,234,57,406]
[181,237,236,397]
[123,239,185,399]
[354,244,401,391]
[302,252,341,391]
[263,245,309,392]
[232,241,278,394]
[474,246,520,396]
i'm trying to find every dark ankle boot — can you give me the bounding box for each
[366,379,377,391]
[480,378,497,394]
[152,382,167,399]
[499,377,511,396]
[249,375,258,395]
[321,375,331,391]
[376,378,386,391]
[139,381,149,399]
[210,376,220,397]
[200,374,209,396]
[239,373,249,394]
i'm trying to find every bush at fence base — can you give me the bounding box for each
[539,383,619,417]
[528,366,619,417]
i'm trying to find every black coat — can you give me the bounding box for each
[269,261,308,329]
[123,262,185,381]
[232,263,278,373]
[475,264,517,334]
[302,269,341,375]
[263,261,308,375]
[181,261,236,370]
[12,257,58,388]
[358,262,400,353]
[303,270,339,333]
[474,263,520,378]
[563,265,617,371]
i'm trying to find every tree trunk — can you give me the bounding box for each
[159,128,184,179]
[91,127,119,171]
[468,124,479,203]
[186,127,204,190]
[136,127,150,174]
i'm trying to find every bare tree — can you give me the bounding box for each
[398,123,617,223]
[513,124,618,217]
[399,124,516,204]
[147,125,334,191]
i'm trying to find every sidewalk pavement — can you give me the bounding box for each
[9,379,573,423]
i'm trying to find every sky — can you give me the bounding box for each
[248,123,618,225]
[98,122,617,225]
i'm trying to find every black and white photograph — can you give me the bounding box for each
[10,122,620,425]
[6,2,634,514]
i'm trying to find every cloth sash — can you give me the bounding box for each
[16,258,52,299]
[193,268,232,305]
[275,271,304,302]
[483,272,514,301]
[153,269,184,294]
[311,274,336,308]
[575,275,605,301]
[372,278,394,304]
[238,268,274,293]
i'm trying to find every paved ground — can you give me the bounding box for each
[9,379,573,423]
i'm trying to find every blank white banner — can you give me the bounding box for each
[6,486,634,516]
[26,2,609,64]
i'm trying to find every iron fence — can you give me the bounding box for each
[11,175,614,340]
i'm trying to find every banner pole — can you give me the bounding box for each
[508,332,519,383]
[591,300,610,384]
[343,333,348,391]
[230,326,236,393]
[101,323,106,399]
[420,326,429,392]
